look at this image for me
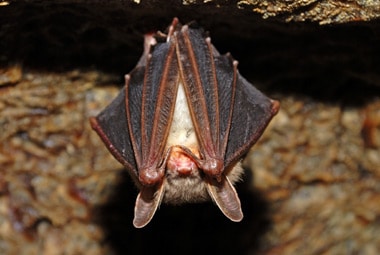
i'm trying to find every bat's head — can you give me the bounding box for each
[162,146,244,205]
[163,146,209,204]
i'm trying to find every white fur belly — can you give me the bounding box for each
[166,82,199,149]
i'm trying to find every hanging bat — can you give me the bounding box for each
[90,18,279,228]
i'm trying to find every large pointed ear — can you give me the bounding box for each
[206,175,243,222]
[133,181,165,228]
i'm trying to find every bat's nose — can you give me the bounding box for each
[167,149,198,176]
[176,165,193,175]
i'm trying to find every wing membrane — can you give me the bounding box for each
[225,74,279,167]
[176,26,218,157]
[126,41,179,170]
[90,86,137,176]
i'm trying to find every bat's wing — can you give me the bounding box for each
[176,25,244,221]
[90,86,138,179]
[92,21,181,227]
[225,73,279,167]
[126,30,180,228]
[175,25,222,164]
[176,24,279,222]
[126,39,179,184]
[210,51,279,222]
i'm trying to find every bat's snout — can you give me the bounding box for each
[166,147,199,176]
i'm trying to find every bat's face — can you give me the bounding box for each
[163,82,244,204]
[164,149,244,204]
[164,147,209,204]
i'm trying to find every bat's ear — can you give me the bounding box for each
[133,182,165,228]
[206,176,243,222]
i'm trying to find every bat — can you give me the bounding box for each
[90,18,279,228]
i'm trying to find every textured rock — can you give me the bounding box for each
[0,69,123,254]
[247,96,380,254]
[238,0,380,24]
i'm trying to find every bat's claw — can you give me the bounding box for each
[139,167,164,186]
[199,158,224,182]
[270,99,280,115]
